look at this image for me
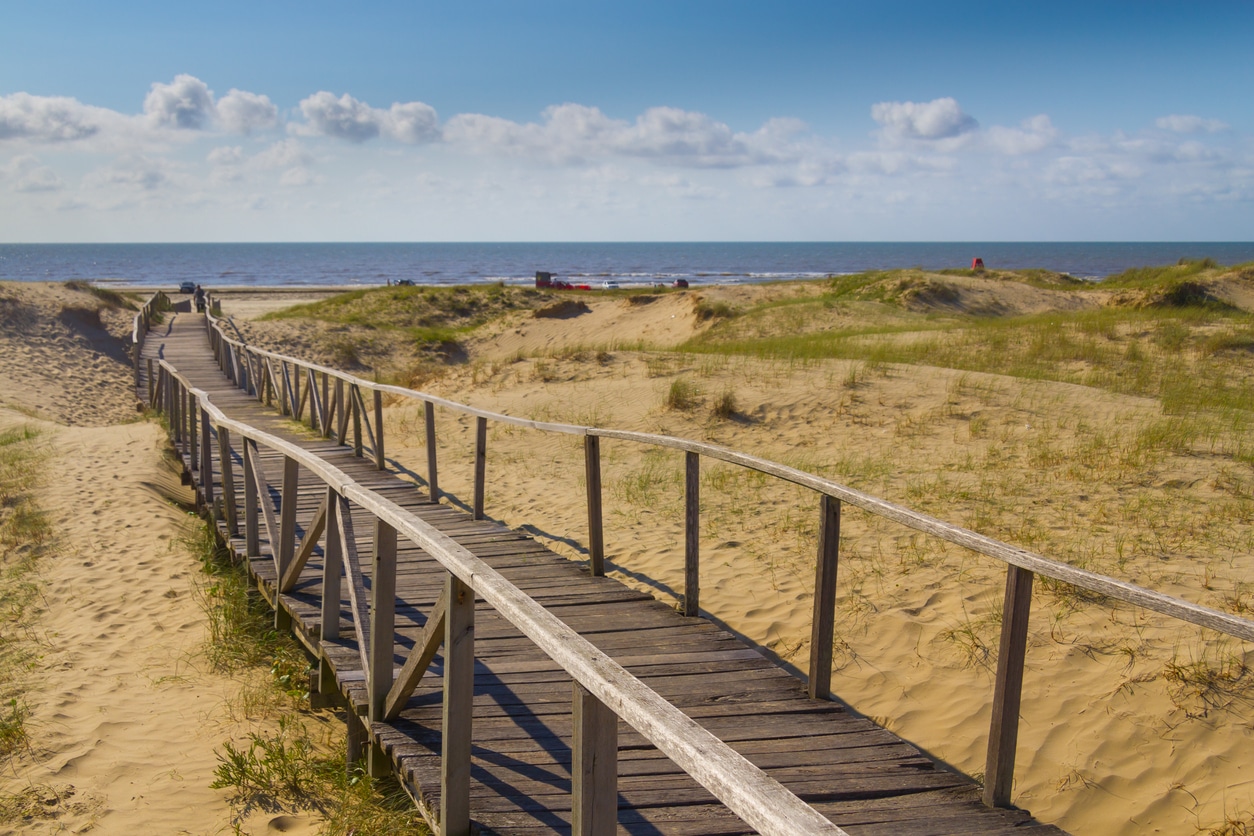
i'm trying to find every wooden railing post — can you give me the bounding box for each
[321,372,330,437]
[368,518,397,776]
[276,454,299,629]
[146,358,155,407]
[584,435,604,577]
[188,390,199,474]
[424,401,439,501]
[984,564,1034,808]
[218,426,237,536]
[572,682,618,836]
[351,385,363,458]
[372,389,385,470]
[335,379,346,444]
[321,487,343,641]
[473,416,487,520]
[242,438,259,558]
[808,495,840,700]
[292,363,302,420]
[683,451,700,616]
[199,406,214,515]
[442,572,474,836]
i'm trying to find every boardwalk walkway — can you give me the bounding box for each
[140,307,1066,835]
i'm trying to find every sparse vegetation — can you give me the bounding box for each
[0,425,50,760]
[233,262,1254,834]
[664,377,702,410]
[63,280,137,310]
[187,519,426,833]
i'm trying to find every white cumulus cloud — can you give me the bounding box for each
[0,93,111,142]
[295,92,439,143]
[1156,114,1228,134]
[985,114,1057,155]
[144,74,216,130]
[871,97,978,140]
[444,103,805,167]
[217,89,278,134]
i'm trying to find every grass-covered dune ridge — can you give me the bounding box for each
[224,257,1254,835]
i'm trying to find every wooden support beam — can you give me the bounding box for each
[199,407,214,514]
[320,486,343,641]
[584,435,604,577]
[280,361,293,416]
[684,451,700,617]
[368,518,397,726]
[573,681,618,836]
[335,378,347,445]
[442,571,475,836]
[384,588,447,720]
[296,368,309,422]
[424,401,439,502]
[307,368,322,432]
[218,426,237,536]
[350,385,378,459]
[351,385,364,458]
[473,416,487,520]
[808,495,840,700]
[188,391,199,472]
[242,438,259,557]
[321,372,330,437]
[279,494,328,593]
[245,443,280,568]
[372,389,385,470]
[337,495,372,674]
[984,564,1034,808]
[277,455,299,590]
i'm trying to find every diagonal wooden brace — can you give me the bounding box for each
[384,588,448,720]
[279,493,328,593]
[336,495,372,675]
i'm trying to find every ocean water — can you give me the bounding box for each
[1,242,1252,288]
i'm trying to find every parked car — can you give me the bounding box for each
[671,279,689,288]
[179,281,196,294]
[601,281,620,290]
[396,279,415,286]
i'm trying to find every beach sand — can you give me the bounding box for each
[3,277,1252,835]
[223,278,1254,836]
[0,283,316,835]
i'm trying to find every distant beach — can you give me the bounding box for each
[2,241,1253,288]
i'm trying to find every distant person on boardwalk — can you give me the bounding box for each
[194,284,205,313]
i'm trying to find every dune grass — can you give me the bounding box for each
[63,280,138,311]
[0,425,50,761]
[185,520,428,835]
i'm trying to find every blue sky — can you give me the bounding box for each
[1,1,1250,242]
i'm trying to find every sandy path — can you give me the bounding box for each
[0,413,243,834]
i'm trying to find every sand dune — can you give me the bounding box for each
[0,283,274,834]
[224,276,1253,836]
[4,275,1252,835]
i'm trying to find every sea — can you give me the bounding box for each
[1,242,1252,289]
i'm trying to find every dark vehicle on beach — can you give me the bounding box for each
[179,281,196,293]
[396,279,415,286]
[671,279,689,288]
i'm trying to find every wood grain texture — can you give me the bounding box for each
[142,313,1079,836]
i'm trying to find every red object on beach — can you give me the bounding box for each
[972,257,985,270]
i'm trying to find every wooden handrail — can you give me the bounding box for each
[203,307,1254,643]
[154,358,847,836]
[197,295,1254,813]
[130,290,168,389]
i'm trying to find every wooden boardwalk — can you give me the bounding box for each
[140,308,1066,835]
